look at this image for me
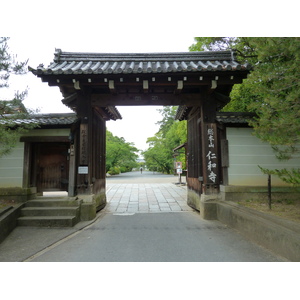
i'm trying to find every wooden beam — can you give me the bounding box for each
[44,72,247,88]
[20,136,70,143]
[91,93,203,106]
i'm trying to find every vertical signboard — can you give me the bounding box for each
[79,123,88,166]
[203,123,219,185]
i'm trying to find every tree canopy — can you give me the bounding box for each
[106,130,139,174]
[143,107,187,174]
[190,37,300,184]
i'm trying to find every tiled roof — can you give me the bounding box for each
[32,49,251,76]
[175,107,255,125]
[0,113,78,126]
[216,112,256,125]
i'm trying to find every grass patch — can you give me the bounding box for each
[237,197,300,224]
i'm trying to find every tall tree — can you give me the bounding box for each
[106,130,139,174]
[0,37,35,157]
[143,106,187,174]
[155,106,178,137]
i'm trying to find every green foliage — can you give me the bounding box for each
[108,166,121,175]
[0,100,38,157]
[0,37,28,88]
[246,38,300,150]
[106,130,139,173]
[259,166,300,186]
[222,81,263,112]
[155,106,178,137]
[189,37,238,52]
[143,106,187,174]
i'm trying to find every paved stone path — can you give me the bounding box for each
[105,183,192,214]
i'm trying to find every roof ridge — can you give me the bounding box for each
[54,49,236,63]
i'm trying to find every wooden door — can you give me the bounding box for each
[36,143,69,192]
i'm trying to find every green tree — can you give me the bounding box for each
[246,38,300,185]
[143,106,187,174]
[0,37,37,157]
[156,106,178,137]
[143,133,173,173]
[106,130,139,174]
[190,37,300,184]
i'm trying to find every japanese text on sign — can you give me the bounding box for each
[206,126,217,183]
[80,124,88,165]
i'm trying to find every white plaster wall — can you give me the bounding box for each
[0,142,24,187]
[227,127,300,186]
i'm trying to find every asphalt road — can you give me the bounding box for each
[25,171,283,262]
[28,210,282,262]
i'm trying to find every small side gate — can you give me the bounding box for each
[35,143,69,193]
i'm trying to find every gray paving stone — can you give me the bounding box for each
[170,206,182,211]
[159,203,170,208]
[105,182,193,214]
[159,207,172,212]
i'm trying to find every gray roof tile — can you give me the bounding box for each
[216,112,256,125]
[175,107,255,125]
[0,113,78,126]
[33,50,251,76]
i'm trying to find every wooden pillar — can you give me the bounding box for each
[76,121,90,194]
[89,109,107,210]
[74,90,107,209]
[76,90,92,195]
[68,144,76,197]
[22,142,31,189]
[200,93,220,196]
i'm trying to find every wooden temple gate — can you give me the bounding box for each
[31,50,249,218]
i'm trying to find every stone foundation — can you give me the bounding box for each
[0,187,37,202]
[77,190,106,221]
[187,188,219,220]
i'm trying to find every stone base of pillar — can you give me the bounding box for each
[199,194,219,220]
[77,190,106,221]
[94,190,106,211]
[187,188,220,220]
[187,188,201,211]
